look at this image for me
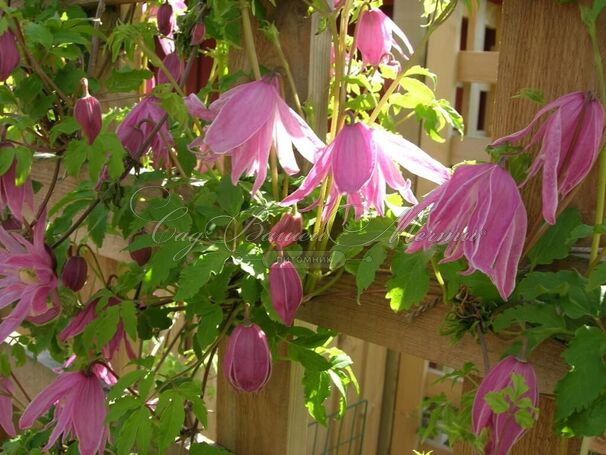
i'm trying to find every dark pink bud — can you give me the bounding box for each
[472,356,538,455]
[223,323,272,392]
[268,261,303,326]
[157,2,175,36]
[269,212,303,250]
[129,231,152,266]
[61,255,88,292]
[74,78,102,145]
[0,31,20,81]
[157,52,183,85]
[190,23,205,46]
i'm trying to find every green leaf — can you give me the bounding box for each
[24,22,53,49]
[386,248,430,312]
[356,244,387,304]
[117,407,151,455]
[142,240,182,292]
[108,370,146,400]
[588,262,606,291]
[302,369,330,424]
[493,303,565,332]
[87,202,108,247]
[484,391,510,414]
[555,326,606,421]
[216,177,243,216]
[105,68,153,93]
[288,344,331,371]
[564,393,606,436]
[157,392,185,452]
[95,132,126,179]
[528,208,584,266]
[195,303,223,350]
[63,140,88,177]
[175,249,230,300]
[0,149,15,176]
[50,117,80,144]
[106,396,140,422]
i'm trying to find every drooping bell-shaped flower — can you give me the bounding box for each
[356,8,413,66]
[398,163,527,300]
[269,212,303,250]
[190,23,205,46]
[204,76,325,194]
[74,78,102,145]
[157,2,175,36]
[472,356,538,455]
[0,30,20,81]
[283,122,449,219]
[156,52,183,86]
[0,152,34,222]
[59,296,136,361]
[61,254,88,292]
[20,370,109,455]
[223,323,272,392]
[491,91,604,224]
[0,377,16,437]
[116,96,173,168]
[269,261,303,326]
[0,212,59,344]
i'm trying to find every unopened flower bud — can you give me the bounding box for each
[190,23,205,46]
[268,261,302,326]
[157,2,175,36]
[0,31,20,81]
[74,78,102,145]
[129,231,152,266]
[61,255,88,292]
[269,212,303,250]
[472,356,538,455]
[157,52,183,86]
[223,323,272,392]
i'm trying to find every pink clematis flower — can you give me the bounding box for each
[0,153,34,222]
[356,8,413,66]
[59,297,136,361]
[0,377,16,437]
[268,260,303,326]
[473,356,538,455]
[204,76,325,194]
[282,122,449,219]
[19,370,109,455]
[116,96,173,169]
[491,91,604,224]
[398,163,527,300]
[223,323,272,392]
[0,213,59,344]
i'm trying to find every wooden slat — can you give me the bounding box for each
[457,51,499,84]
[297,273,566,393]
[449,135,491,163]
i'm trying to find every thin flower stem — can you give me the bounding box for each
[30,157,61,228]
[476,325,490,375]
[153,325,185,375]
[51,199,101,248]
[587,19,606,265]
[11,371,32,402]
[77,244,107,284]
[238,0,262,80]
[368,30,433,124]
[272,36,304,117]
[139,42,186,97]
[87,0,106,77]
[270,146,280,200]
[12,20,72,108]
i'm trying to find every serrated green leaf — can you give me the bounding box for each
[356,243,387,304]
[105,68,153,93]
[288,344,331,371]
[157,392,185,452]
[484,391,510,414]
[386,248,430,312]
[555,326,606,421]
[175,249,230,300]
[195,303,223,350]
[588,262,606,291]
[528,208,584,266]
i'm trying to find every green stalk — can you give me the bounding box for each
[238,0,262,80]
[587,21,606,266]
